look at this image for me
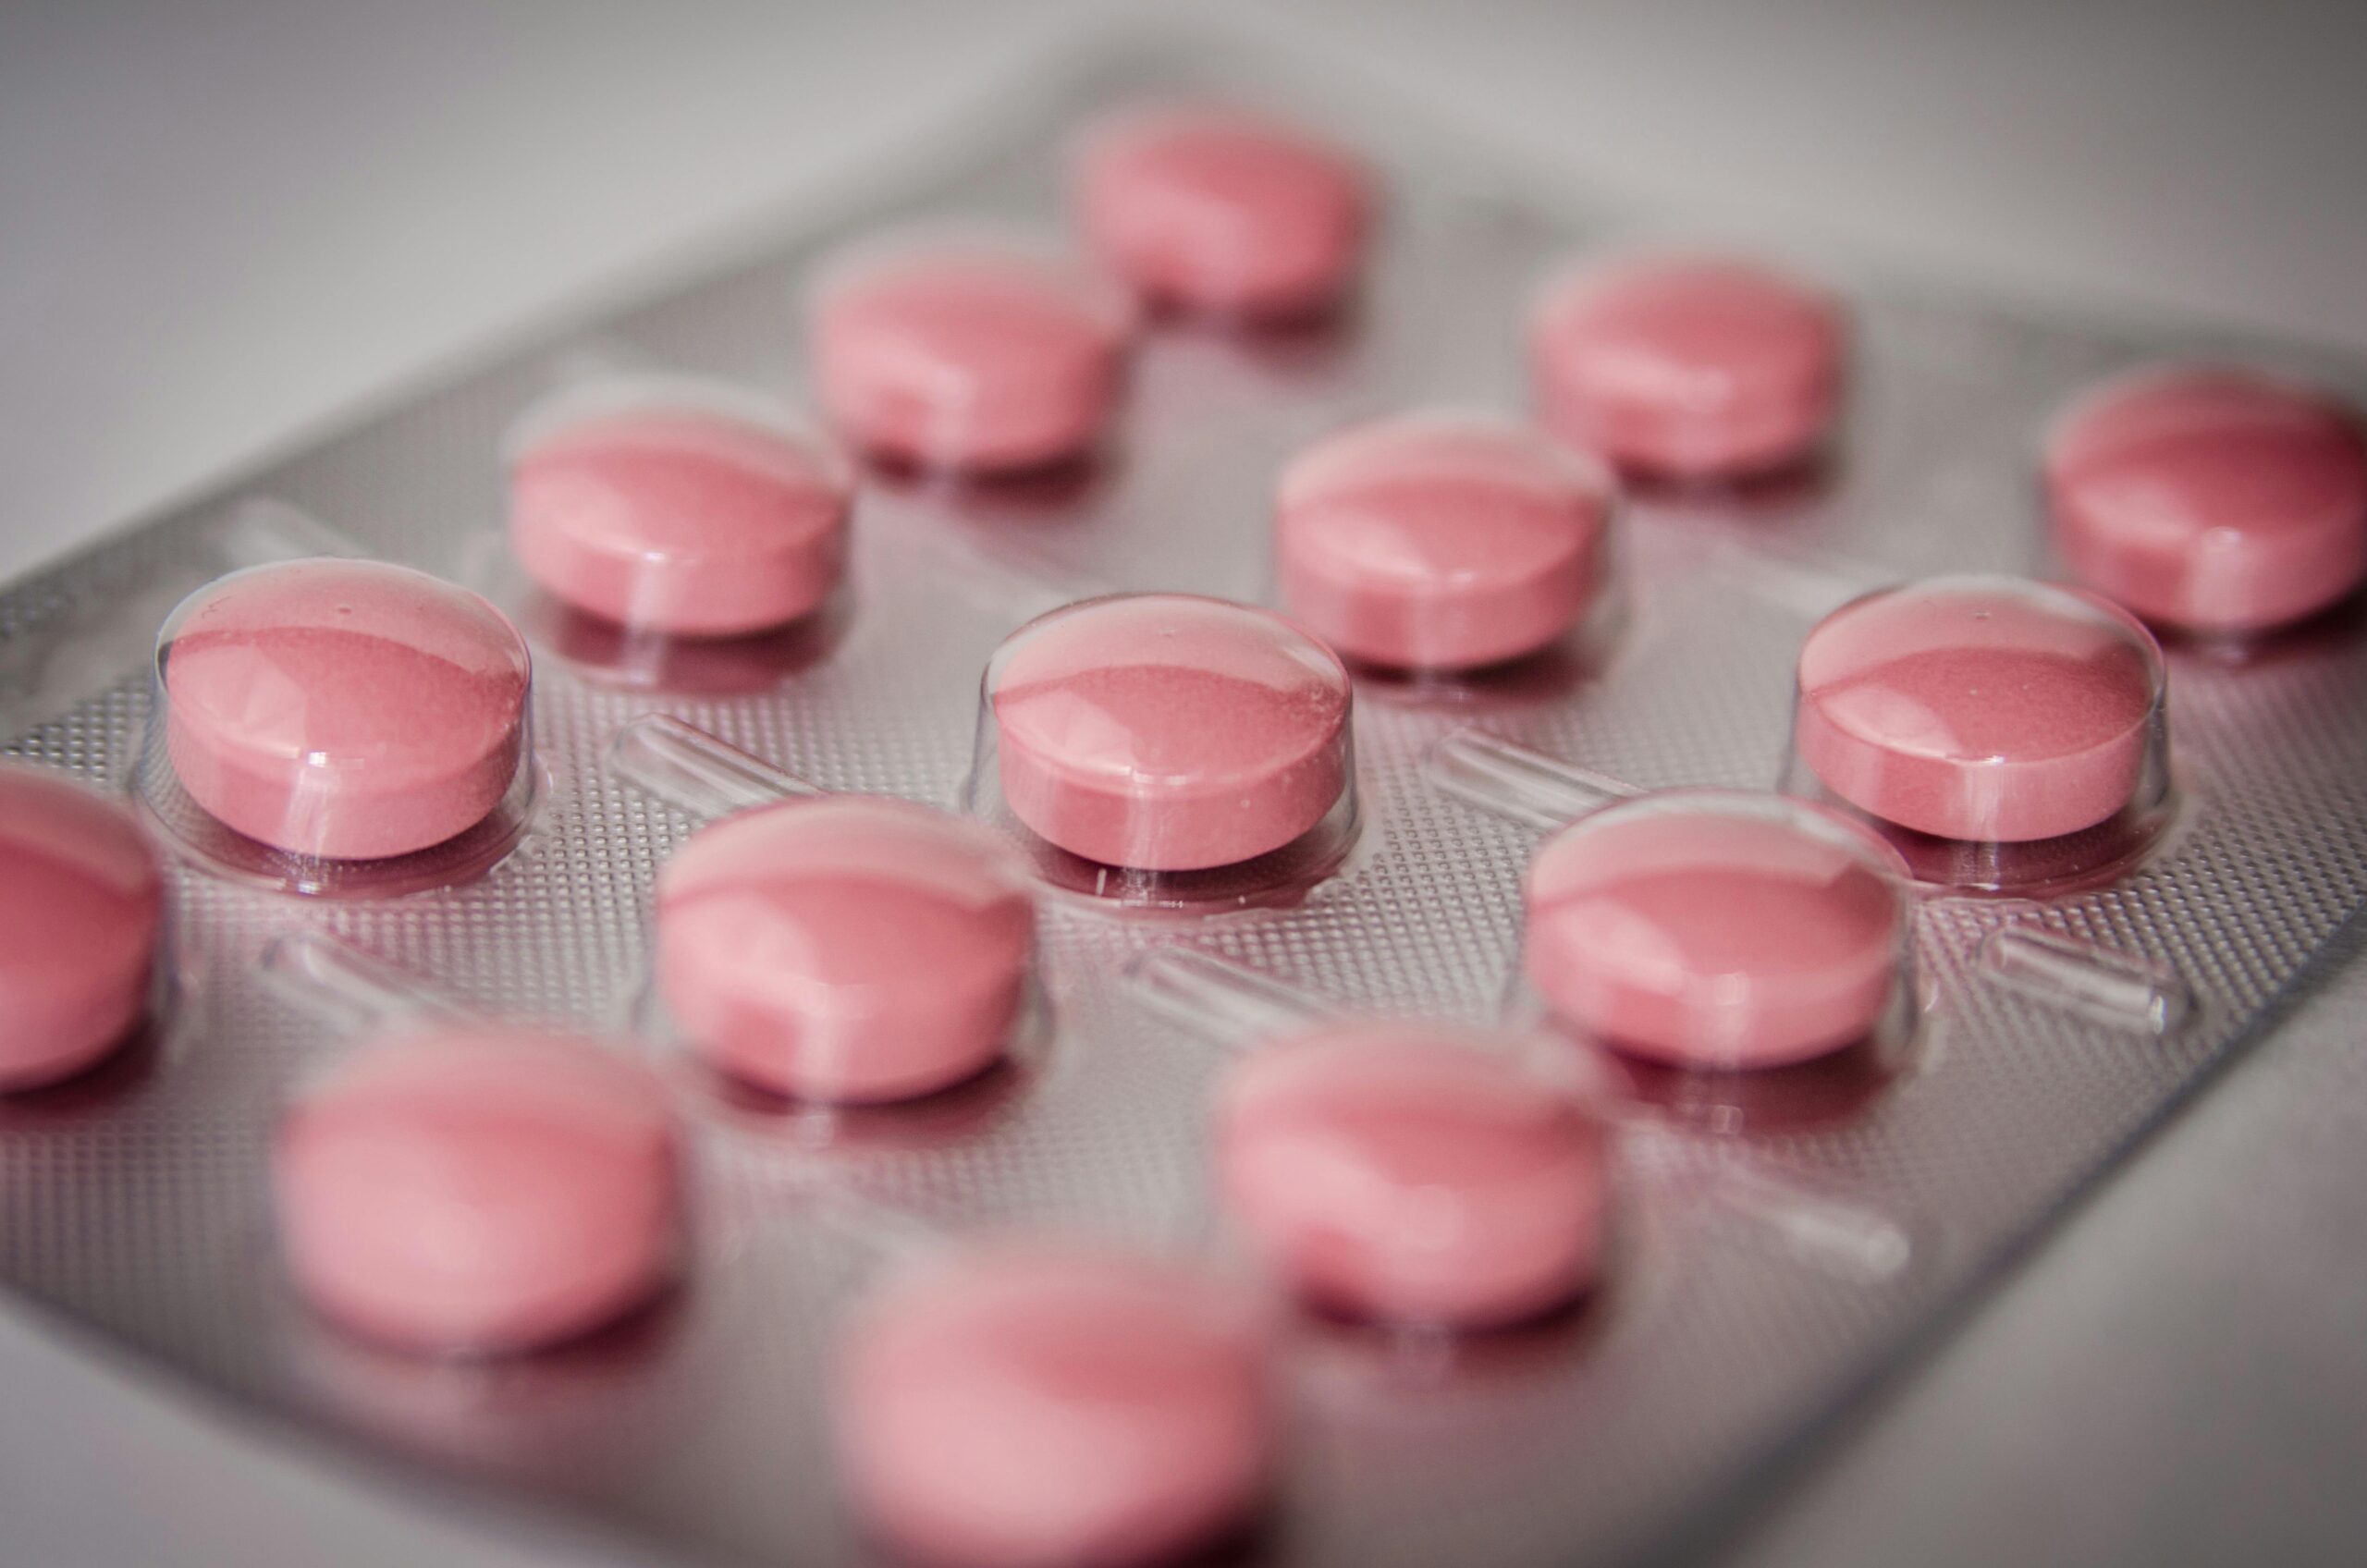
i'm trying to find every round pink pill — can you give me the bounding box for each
[2047,365,2367,635]
[1216,1022,1610,1328]
[509,404,851,638]
[1524,793,1908,1070]
[1074,104,1370,322]
[809,238,1135,474]
[0,766,164,1093]
[987,594,1353,872]
[1531,254,1845,481]
[656,796,1035,1104]
[1794,576,2165,844]
[161,559,532,861]
[1276,412,1613,670]
[837,1247,1270,1568]
[276,1026,681,1354]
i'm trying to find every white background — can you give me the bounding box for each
[3,3,2364,1564]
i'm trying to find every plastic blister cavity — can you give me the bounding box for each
[1275,410,1618,673]
[1521,790,1919,1072]
[1213,1019,1614,1330]
[503,372,854,642]
[1784,573,2175,892]
[966,592,1359,909]
[1529,252,1846,484]
[135,557,540,895]
[834,1244,1277,1568]
[2044,363,2367,637]
[258,935,686,1358]
[1072,99,1373,325]
[805,225,1139,476]
[0,762,167,1093]
[1419,740,1926,1131]
[609,715,1044,1107]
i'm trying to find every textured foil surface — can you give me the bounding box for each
[4,42,2366,1568]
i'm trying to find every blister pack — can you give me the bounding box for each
[5,37,2367,1568]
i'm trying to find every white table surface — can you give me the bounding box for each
[4,3,2364,1564]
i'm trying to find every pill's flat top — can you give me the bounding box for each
[816,246,1134,386]
[1525,796,1904,1069]
[276,1026,680,1354]
[1076,104,1369,317]
[510,409,851,636]
[1217,1022,1608,1326]
[1276,413,1610,669]
[990,595,1349,790]
[1797,579,2158,766]
[1536,258,1836,405]
[0,766,163,1090]
[1532,254,1843,479]
[656,797,1035,1101]
[811,239,1135,474]
[838,1247,1269,1568]
[2048,366,2367,632]
[514,411,848,561]
[165,560,530,788]
[1279,414,1609,592]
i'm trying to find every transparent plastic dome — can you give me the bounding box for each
[1783,573,2173,893]
[136,557,539,895]
[966,592,1359,910]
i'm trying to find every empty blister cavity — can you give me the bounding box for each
[1979,925,2192,1035]
[1073,100,1372,325]
[1785,573,2175,892]
[1530,252,1846,483]
[504,373,853,640]
[0,763,167,1093]
[806,226,1138,475]
[2046,364,2367,637]
[610,715,1042,1106]
[835,1243,1276,1568]
[135,557,539,895]
[1275,412,1617,673]
[1215,1020,1613,1330]
[968,593,1359,909]
[1523,790,1917,1073]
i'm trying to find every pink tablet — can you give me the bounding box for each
[986,594,1353,871]
[1524,793,1908,1070]
[1216,1022,1610,1328]
[509,403,851,638]
[0,766,164,1093]
[837,1247,1270,1568]
[160,559,532,861]
[1074,104,1370,322]
[276,1025,681,1354]
[809,237,1136,474]
[1275,412,1613,670]
[656,796,1036,1103]
[1793,576,2165,844]
[1531,255,1844,481]
[2047,365,2367,635]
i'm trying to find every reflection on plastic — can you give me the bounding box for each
[1979,926,2192,1035]
[1124,948,1334,1045]
[607,713,821,818]
[1424,730,1639,831]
